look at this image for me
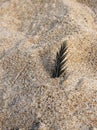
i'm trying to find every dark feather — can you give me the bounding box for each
[52,41,67,78]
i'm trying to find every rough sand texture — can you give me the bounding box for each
[0,0,97,130]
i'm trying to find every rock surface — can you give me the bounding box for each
[0,0,97,130]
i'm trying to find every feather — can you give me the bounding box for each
[52,41,67,78]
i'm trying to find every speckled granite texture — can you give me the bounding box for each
[0,0,97,130]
